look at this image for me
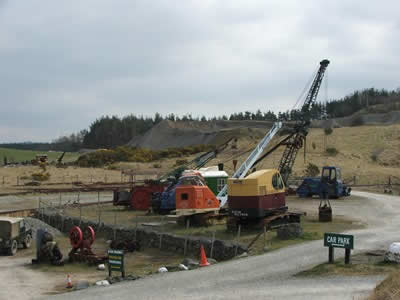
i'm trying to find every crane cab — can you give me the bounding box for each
[175,173,220,213]
[228,169,286,219]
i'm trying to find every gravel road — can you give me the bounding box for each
[44,191,399,300]
[0,255,62,300]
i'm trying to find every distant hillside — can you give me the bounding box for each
[312,110,400,128]
[127,120,273,150]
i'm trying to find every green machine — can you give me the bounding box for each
[198,166,228,196]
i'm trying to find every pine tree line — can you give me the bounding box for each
[2,88,399,151]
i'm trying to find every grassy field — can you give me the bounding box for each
[1,124,399,196]
[0,165,124,194]
[0,148,80,164]
[216,124,400,187]
[297,253,399,277]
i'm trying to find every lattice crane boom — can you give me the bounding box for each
[278,59,330,185]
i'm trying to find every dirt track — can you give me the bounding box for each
[0,256,62,300]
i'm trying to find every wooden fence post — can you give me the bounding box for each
[113,212,117,240]
[210,231,216,259]
[159,233,163,250]
[79,205,82,227]
[98,207,102,226]
[184,218,190,256]
[235,224,241,257]
[135,215,138,242]
[263,225,267,249]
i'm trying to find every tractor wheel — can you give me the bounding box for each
[9,240,18,256]
[23,234,32,249]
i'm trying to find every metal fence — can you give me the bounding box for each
[1,172,160,187]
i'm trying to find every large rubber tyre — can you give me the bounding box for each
[23,234,32,249]
[9,240,18,256]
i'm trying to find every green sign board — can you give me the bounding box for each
[324,233,354,249]
[108,249,125,277]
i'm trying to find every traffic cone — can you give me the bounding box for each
[199,245,210,267]
[66,274,73,289]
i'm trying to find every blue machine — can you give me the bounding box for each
[297,166,351,199]
[296,177,321,197]
[152,174,207,213]
[152,181,177,214]
[160,183,177,212]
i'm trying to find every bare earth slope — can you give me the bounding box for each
[127,120,273,150]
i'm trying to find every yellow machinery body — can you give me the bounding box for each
[228,169,286,218]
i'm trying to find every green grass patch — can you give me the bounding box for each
[0,148,79,164]
[297,257,400,277]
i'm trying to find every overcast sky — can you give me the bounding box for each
[0,1,399,142]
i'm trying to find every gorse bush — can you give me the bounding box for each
[326,147,339,156]
[305,163,320,177]
[324,127,333,135]
[76,145,214,167]
[31,172,50,181]
[174,159,188,166]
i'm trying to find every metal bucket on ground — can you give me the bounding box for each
[319,205,332,222]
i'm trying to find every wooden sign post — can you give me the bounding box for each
[324,233,354,264]
[108,249,125,277]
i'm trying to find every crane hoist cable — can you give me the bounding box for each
[292,66,319,111]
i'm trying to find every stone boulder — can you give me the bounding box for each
[384,242,400,263]
[277,224,303,240]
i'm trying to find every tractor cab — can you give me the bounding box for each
[320,166,350,198]
[321,166,341,184]
[297,166,351,199]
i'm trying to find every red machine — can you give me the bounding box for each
[130,183,166,210]
[68,225,106,264]
[113,180,167,211]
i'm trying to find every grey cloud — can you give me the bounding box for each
[0,0,399,142]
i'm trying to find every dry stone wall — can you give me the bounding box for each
[35,209,247,261]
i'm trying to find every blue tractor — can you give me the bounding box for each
[297,166,351,199]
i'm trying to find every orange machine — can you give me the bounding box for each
[175,174,220,214]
